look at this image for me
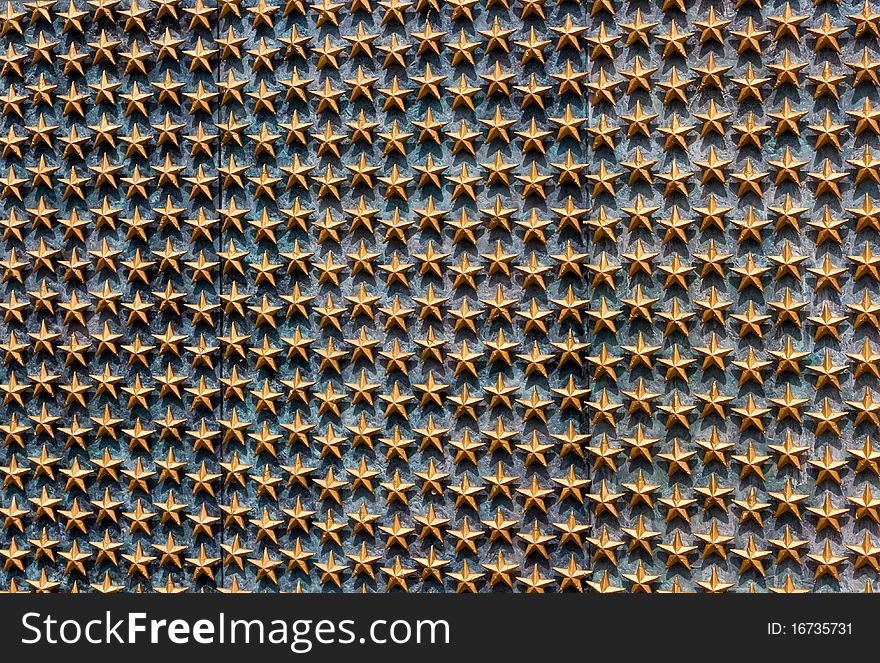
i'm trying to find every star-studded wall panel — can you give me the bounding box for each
[1,0,879,593]
[588,0,880,593]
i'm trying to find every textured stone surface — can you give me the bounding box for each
[1,0,880,593]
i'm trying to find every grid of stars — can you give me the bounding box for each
[2,0,880,593]
[589,0,880,592]
[0,0,591,592]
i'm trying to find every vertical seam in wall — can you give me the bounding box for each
[214,4,224,591]
[583,0,594,592]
